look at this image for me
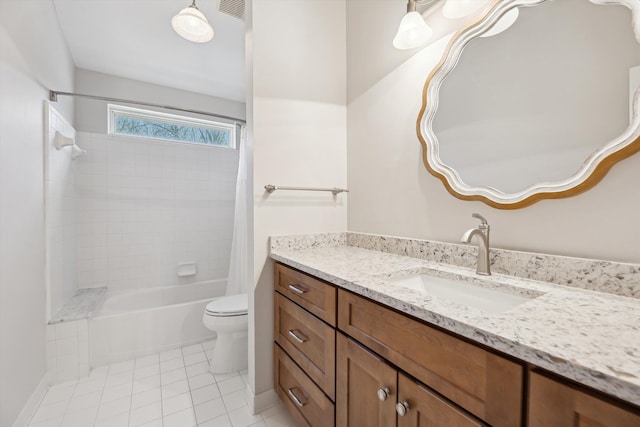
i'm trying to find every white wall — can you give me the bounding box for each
[45,105,78,319]
[347,0,640,264]
[75,131,238,292]
[0,1,75,425]
[249,0,348,407]
[74,68,246,134]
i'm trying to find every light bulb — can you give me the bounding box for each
[442,0,488,19]
[393,11,432,50]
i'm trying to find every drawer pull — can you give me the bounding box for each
[287,387,307,407]
[288,284,308,294]
[288,329,308,343]
[377,387,390,401]
[396,401,410,416]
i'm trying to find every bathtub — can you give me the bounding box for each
[90,280,226,366]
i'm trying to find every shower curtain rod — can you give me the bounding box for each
[49,90,247,125]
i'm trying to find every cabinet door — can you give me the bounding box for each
[336,334,397,427]
[529,372,640,427]
[397,373,485,427]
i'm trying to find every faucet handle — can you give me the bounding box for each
[472,213,489,227]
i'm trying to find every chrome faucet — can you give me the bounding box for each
[461,213,491,276]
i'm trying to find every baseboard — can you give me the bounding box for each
[245,384,279,415]
[12,373,49,427]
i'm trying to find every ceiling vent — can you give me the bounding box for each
[219,0,245,20]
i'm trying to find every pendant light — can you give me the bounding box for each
[171,0,214,43]
[393,0,432,50]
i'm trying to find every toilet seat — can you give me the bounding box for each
[205,294,248,317]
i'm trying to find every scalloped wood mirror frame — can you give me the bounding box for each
[417,0,640,209]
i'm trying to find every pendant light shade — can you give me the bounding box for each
[393,8,432,50]
[442,0,488,19]
[172,1,214,43]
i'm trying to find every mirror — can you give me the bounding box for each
[418,0,640,209]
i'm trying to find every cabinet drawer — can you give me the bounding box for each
[274,344,335,427]
[275,263,337,326]
[338,289,523,427]
[274,292,336,400]
[528,372,640,427]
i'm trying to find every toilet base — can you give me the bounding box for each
[209,330,248,374]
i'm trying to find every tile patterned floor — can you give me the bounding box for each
[27,341,297,427]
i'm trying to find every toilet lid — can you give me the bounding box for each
[205,294,248,316]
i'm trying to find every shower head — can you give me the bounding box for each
[54,131,75,150]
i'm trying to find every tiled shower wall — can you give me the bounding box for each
[75,131,238,292]
[46,104,78,317]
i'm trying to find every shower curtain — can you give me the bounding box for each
[226,126,249,296]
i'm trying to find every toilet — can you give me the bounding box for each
[202,293,248,374]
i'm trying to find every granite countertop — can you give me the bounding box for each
[269,239,640,407]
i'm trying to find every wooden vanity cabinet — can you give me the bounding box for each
[337,289,523,427]
[273,262,640,427]
[396,373,485,427]
[336,334,397,426]
[273,263,337,425]
[275,345,335,427]
[274,292,336,399]
[337,334,484,427]
[275,262,337,326]
[528,372,640,427]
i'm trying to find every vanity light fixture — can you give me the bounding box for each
[442,0,489,19]
[393,0,433,50]
[171,0,214,43]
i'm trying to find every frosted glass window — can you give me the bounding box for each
[108,104,236,148]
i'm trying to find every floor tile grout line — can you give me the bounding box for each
[178,353,198,423]
[181,349,197,426]
[30,379,74,420]
[46,378,78,425]
[30,341,295,427]
[161,351,194,424]
[158,354,168,427]
[129,357,140,427]
[89,363,110,427]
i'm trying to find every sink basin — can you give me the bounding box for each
[387,274,534,314]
